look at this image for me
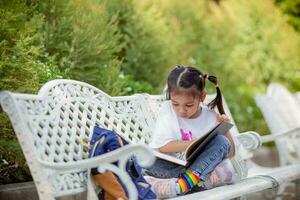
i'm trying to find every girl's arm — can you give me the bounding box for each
[159,140,194,153]
[225,131,235,158]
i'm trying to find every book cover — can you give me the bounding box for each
[153,120,233,167]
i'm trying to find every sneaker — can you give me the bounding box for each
[215,159,235,183]
[206,159,236,189]
[144,176,178,199]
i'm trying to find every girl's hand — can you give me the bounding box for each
[208,170,219,186]
[216,114,236,158]
[216,113,231,124]
[159,139,195,153]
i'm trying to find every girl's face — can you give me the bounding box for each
[170,90,203,119]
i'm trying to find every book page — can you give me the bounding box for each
[153,151,187,166]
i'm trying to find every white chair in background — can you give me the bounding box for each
[255,83,300,166]
[255,83,300,199]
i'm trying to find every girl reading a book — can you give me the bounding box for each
[145,65,238,198]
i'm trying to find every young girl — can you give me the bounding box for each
[145,65,237,198]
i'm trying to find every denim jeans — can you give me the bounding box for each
[144,135,231,181]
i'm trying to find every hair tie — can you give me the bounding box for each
[215,84,219,88]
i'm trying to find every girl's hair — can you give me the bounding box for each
[166,65,225,114]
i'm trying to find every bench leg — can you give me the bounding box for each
[295,179,300,200]
[262,188,278,200]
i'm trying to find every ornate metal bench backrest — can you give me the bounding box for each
[0,80,153,196]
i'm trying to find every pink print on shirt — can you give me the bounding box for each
[180,129,192,141]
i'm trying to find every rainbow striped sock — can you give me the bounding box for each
[177,170,201,193]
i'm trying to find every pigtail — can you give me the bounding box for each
[206,75,225,115]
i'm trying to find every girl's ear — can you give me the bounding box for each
[199,91,207,102]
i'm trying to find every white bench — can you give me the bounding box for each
[1,79,300,200]
[255,83,300,198]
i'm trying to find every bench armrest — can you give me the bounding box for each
[261,127,300,143]
[38,144,154,170]
[38,144,155,200]
[236,131,262,151]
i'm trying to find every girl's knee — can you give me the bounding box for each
[214,135,228,143]
[213,135,230,148]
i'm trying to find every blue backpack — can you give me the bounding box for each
[89,126,156,200]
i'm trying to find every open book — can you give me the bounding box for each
[153,120,233,167]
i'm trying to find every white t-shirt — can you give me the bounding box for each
[149,101,217,149]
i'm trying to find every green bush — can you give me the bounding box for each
[0,110,30,184]
[221,0,299,132]
[275,0,300,31]
[0,0,65,184]
[155,0,299,134]
[104,0,183,90]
